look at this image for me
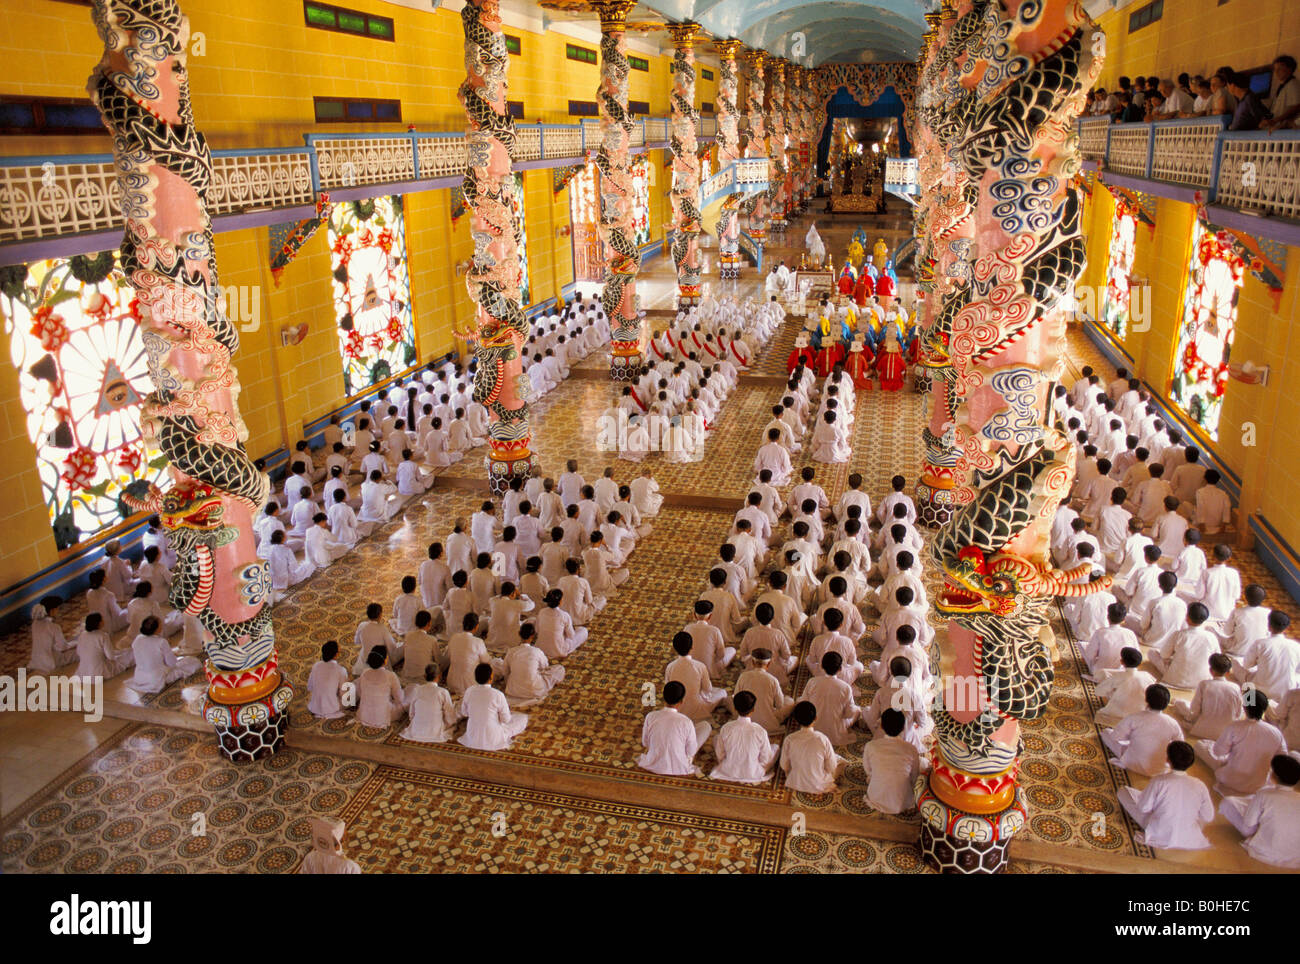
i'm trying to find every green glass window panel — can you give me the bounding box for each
[367,18,393,39]
[305,3,336,27]
[338,10,365,33]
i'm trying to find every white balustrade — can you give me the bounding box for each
[1216,133,1300,221]
[1107,123,1151,177]
[1151,118,1227,187]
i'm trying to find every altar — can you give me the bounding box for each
[796,269,835,304]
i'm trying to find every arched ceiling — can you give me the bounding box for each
[632,0,931,65]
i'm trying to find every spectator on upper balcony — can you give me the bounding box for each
[1142,90,1166,123]
[1192,79,1213,116]
[1115,91,1145,124]
[1131,77,1148,109]
[1117,75,1133,102]
[1227,72,1270,131]
[1209,70,1238,117]
[1155,78,1196,118]
[1178,73,1195,101]
[1262,55,1300,130]
[1092,86,1118,115]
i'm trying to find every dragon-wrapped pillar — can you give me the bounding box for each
[89,0,289,761]
[713,40,744,280]
[592,0,644,380]
[460,0,533,494]
[742,50,768,245]
[918,0,1106,874]
[767,59,789,232]
[668,22,702,309]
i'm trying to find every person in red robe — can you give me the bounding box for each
[787,342,816,373]
[877,329,907,392]
[844,339,875,390]
[837,264,856,296]
[814,338,845,378]
[852,271,874,308]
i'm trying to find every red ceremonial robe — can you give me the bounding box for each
[787,347,816,373]
[814,342,844,378]
[853,273,874,308]
[845,346,875,389]
[878,345,906,391]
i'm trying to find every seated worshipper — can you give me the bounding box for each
[396,449,432,496]
[1068,575,1118,645]
[265,530,315,601]
[638,680,710,777]
[557,557,601,624]
[1120,544,1166,625]
[1196,692,1287,796]
[1139,572,1187,662]
[302,510,348,570]
[535,589,587,659]
[485,581,535,650]
[352,602,401,675]
[328,489,364,544]
[518,557,549,611]
[802,651,862,746]
[85,569,128,633]
[1150,602,1221,690]
[471,500,499,556]
[400,664,458,743]
[665,631,729,722]
[299,817,361,875]
[709,690,779,785]
[1203,544,1243,625]
[1237,610,1300,701]
[1219,754,1300,869]
[686,599,736,681]
[1172,653,1244,740]
[307,640,348,721]
[458,662,528,751]
[780,700,846,794]
[399,610,443,684]
[355,647,405,729]
[26,600,75,674]
[502,623,565,708]
[583,531,629,598]
[73,612,132,680]
[739,602,797,687]
[871,624,932,688]
[419,542,452,611]
[1076,600,1138,685]
[700,568,747,646]
[128,616,202,694]
[630,468,664,518]
[1101,683,1184,777]
[1173,529,1208,601]
[123,581,181,641]
[753,427,794,486]
[874,550,928,612]
[875,475,917,527]
[1095,647,1158,728]
[1191,469,1233,534]
[805,608,864,684]
[443,570,475,636]
[101,539,134,602]
[358,469,399,526]
[734,649,794,735]
[445,613,499,697]
[468,552,501,618]
[862,708,924,814]
[811,410,851,464]
[1118,740,1215,851]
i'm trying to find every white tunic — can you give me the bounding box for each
[780,727,840,794]
[1095,668,1158,728]
[1119,771,1214,850]
[458,683,527,750]
[1103,709,1184,776]
[1175,676,1242,740]
[638,706,707,776]
[710,716,777,784]
[401,682,457,742]
[861,734,921,814]
[1220,787,1300,868]
[307,659,348,719]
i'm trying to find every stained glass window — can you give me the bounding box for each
[1169,219,1243,441]
[569,159,603,284]
[1,253,168,548]
[630,155,651,248]
[328,195,416,396]
[1102,203,1137,338]
[512,172,530,306]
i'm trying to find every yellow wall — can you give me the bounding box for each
[1093,0,1300,90]
[0,0,687,591]
[1081,183,1300,551]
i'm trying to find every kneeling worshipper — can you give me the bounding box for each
[814,310,849,378]
[638,680,711,777]
[299,817,361,875]
[787,332,817,373]
[844,332,875,390]
[1219,754,1300,868]
[458,663,528,751]
[876,324,908,392]
[1118,740,1215,850]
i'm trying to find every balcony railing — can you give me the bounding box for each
[0,113,718,249]
[1073,115,1300,223]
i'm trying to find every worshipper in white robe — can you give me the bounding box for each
[735,649,794,735]
[127,616,201,694]
[1082,602,1139,680]
[470,502,498,556]
[802,651,862,746]
[445,613,496,696]
[1139,573,1187,662]
[1173,653,1243,740]
[484,582,533,649]
[352,603,401,675]
[299,817,361,875]
[400,610,444,682]
[26,602,75,674]
[558,460,585,506]
[101,540,134,603]
[418,542,451,611]
[738,603,797,687]
[1102,683,1184,777]
[870,624,932,688]
[307,641,348,720]
[556,557,601,624]
[1237,611,1300,702]
[630,469,663,518]
[1151,603,1221,689]
[709,691,778,785]
[686,600,735,680]
[122,581,182,641]
[73,613,132,680]
[502,624,565,708]
[1118,740,1215,850]
[395,450,433,496]
[700,569,747,646]
[639,681,710,776]
[875,475,917,527]
[328,490,364,544]
[1216,585,1270,657]
[304,514,349,569]
[86,570,128,633]
[458,663,528,750]
[1095,648,1159,728]
[780,701,845,794]
[583,532,628,597]
[355,647,405,728]
[805,609,864,685]
[447,520,475,578]
[534,589,587,659]
[422,418,459,469]
[810,410,851,463]
[752,428,793,486]
[389,577,423,638]
[1196,694,1288,795]
[1191,469,1233,533]
[358,471,399,525]
[805,222,826,266]
[862,709,924,814]
[1219,754,1300,868]
[400,664,458,742]
[265,530,315,599]
[1120,545,1166,625]
[141,515,177,569]
[666,631,728,722]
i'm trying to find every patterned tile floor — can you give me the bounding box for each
[2,215,1292,873]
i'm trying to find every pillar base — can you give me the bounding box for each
[609,351,643,381]
[203,677,294,763]
[915,478,955,528]
[719,253,742,280]
[487,450,536,495]
[917,784,1027,875]
[914,369,932,394]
